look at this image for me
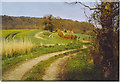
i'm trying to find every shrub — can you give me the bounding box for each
[58,31,63,37]
[70,35,74,39]
[72,35,77,40]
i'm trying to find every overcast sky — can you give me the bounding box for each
[2,2,96,22]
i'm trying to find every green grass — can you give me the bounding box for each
[1,29,40,41]
[35,31,73,44]
[26,49,81,81]
[1,29,73,44]
[65,48,102,80]
[1,29,92,45]
[1,29,26,39]
[1,29,76,59]
[2,42,83,73]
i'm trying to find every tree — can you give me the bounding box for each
[91,2,119,80]
[75,1,119,80]
[43,15,54,32]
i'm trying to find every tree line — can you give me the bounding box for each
[2,15,94,34]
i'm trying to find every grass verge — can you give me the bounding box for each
[65,48,102,80]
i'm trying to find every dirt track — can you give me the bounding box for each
[42,53,77,80]
[2,49,76,80]
[34,32,46,40]
[42,45,88,80]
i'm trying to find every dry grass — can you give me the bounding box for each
[1,39,35,58]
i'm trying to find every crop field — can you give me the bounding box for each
[1,30,72,44]
[1,29,26,39]
[1,29,92,58]
[1,29,92,46]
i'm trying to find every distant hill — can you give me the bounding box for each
[2,15,94,33]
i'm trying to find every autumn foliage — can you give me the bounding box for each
[58,31,77,40]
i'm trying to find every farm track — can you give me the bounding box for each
[35,32,47,40]
[42,45,88,80]
[11,32,20,39]
[2,49,76,80]
[34,32,65,46]
[42,53,77,80]
[80,40,91,43]
[5,32,20,39]
[5,33,12,39]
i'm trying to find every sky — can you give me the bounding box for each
[2,2,96,22]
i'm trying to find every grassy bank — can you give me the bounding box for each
[65,48,102,80]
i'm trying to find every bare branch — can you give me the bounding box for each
[83,8,89,19]
[65,2,100,10]
[77,2,100,10]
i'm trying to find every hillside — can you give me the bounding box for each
[2,15,94,33]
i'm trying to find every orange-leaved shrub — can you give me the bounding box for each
[58,31,77,40]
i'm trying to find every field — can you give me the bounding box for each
[1,29,91,58]
[1,29,97,80]
[1,29,92,43]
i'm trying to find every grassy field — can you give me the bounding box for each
[1,29,27,39]
[1,29,91,58]
[1,29,91,44]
